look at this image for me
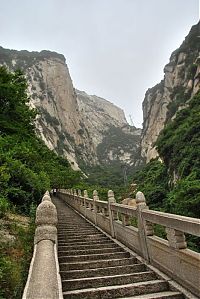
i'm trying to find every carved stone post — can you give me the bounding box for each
[122,214,130,226]
[108,190,116,238]
[136,191,150,262]
[166,228,187,249]
[93,190,99,225]
[83,190,88,217]
[23,194,59,299]
[102,207,109,216]
[73,189,77,208]
[145,221,154,236]
[77,189,81,206]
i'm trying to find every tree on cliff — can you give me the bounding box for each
[0,66,36,135]
[0,67,81,213]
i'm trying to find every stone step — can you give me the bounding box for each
[58,246,124,256]
[58,230,99,236]
[63,280,169,299]
[54,198,184,299]
[57,226,96,230]
[59,257,138,271]
[62,271,157,291]
[58,225,98,228]
[118,291,184,299]
[58,242,119,251]
[60,263,147,279]
[58,233,108,240]
[58,237,110,245]
[58,251,130,263]
[58,232,103,238]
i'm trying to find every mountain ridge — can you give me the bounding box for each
[0,46,141,172]
[141,21,200,162]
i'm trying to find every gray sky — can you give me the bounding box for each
[0,0,199,127]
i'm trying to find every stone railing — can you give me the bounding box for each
[58,189,200,297]
[22,191,63,299]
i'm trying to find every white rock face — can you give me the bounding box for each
[141,22,200,162]
[76,89,126,148]
[0,47,141,169]
[76,89,141,166]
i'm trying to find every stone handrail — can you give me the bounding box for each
[142,209,200,236]
[22,191,63,299]
[58,188,200,297]
[111,202,137,217]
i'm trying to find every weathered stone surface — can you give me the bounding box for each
[36,200,57,226]
[141,22,200,162]
[76,89,142,166]
[54,196,185,299]
[0,47,142,169]
[26,241,59,299]
[34,225,57,244]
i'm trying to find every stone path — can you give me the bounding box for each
[53,197,184,299]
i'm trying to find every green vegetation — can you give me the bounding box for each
[80,163,132,201]
[0,66,81,298]
[133,92,200,251]
[132,159,169,210]
[166,86,191,121]
[0,66,81,213]
[134,91,200,219]
[97,126,140,163]
[156,92,200,218]
[0,208,35,299]
[0,46,65,70]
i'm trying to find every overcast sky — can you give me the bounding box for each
[0,0,199,127]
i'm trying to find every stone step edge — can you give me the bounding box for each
[60,263,145,275]
[58,247,123,254]
[58,239,112,246]
[58,242,118,249]
[63,279,166,295]
[58,252,129,260]
[58,239,110,244]
[62,270,155,283]
[117,291,183,299]
[59,257,137,266]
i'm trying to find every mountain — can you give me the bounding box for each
[0,46,141,171]
[141,22,200,162]
[76,90,141,168]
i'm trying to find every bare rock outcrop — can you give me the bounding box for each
[0,47,141,169]
[141,22,200,162]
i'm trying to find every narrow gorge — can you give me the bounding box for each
[0,21,199,180]
[0,47,141,177]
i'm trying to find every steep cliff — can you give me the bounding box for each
[0,47,98,170]
[76,90,141,167]
[0,47,141,170]
[141,22,200,162]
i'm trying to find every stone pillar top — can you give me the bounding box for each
[84,190,88,198]
[42,194,51,202]
[93,190,99,201]
[108,190,116,203]
[36,200,57,226]
[136,191,146,205]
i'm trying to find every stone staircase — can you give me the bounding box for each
[54,198,184,299]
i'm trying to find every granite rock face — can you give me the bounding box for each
[76,90,141,167]
[0,47,141,169]
[141,22,200,162]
